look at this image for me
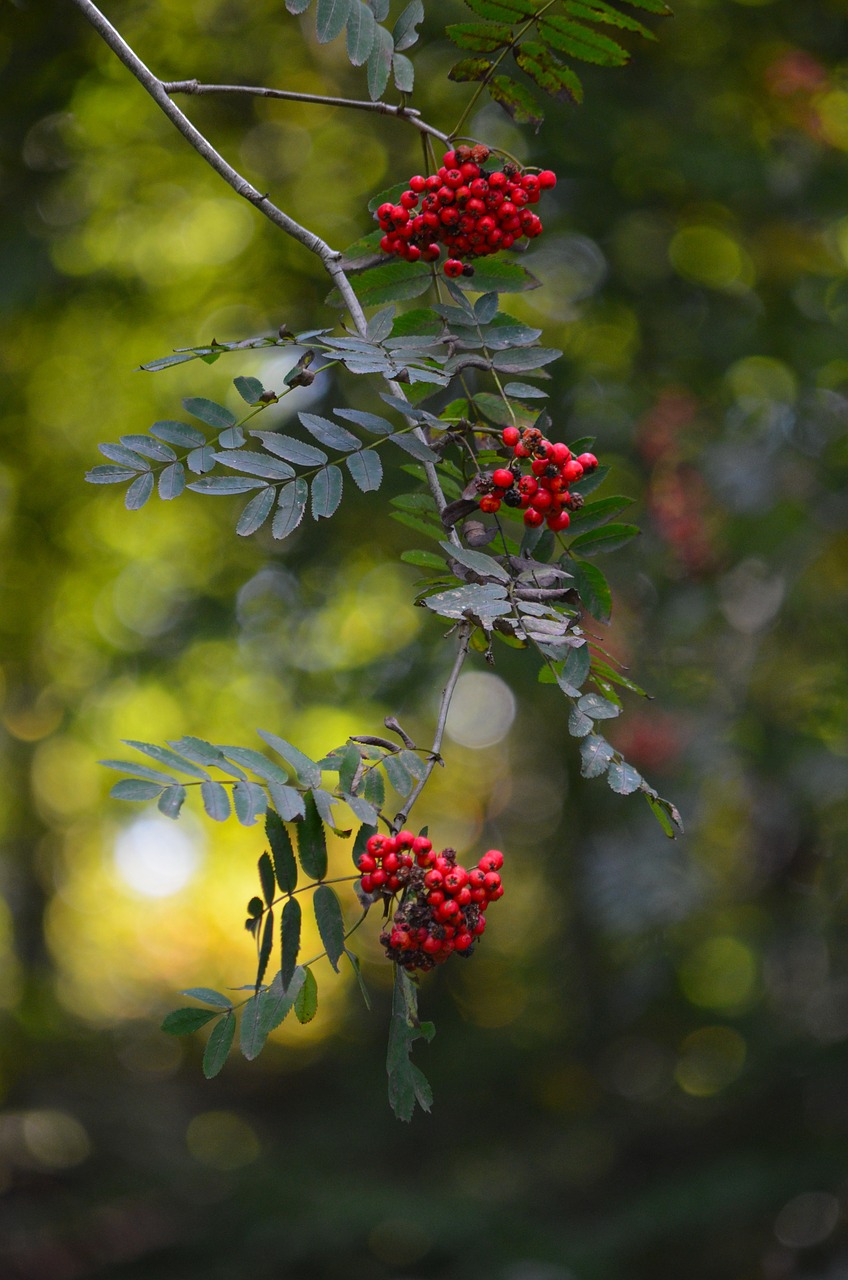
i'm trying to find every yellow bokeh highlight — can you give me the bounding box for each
[679,935,758,1012]
[725,355,798,405]
[675,1026,747,1096]
[669,225,755,290]
[186,1110,260,1170]
[816,90,848,151]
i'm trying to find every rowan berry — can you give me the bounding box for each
[502,426,520,447]
[577,452,599,470]
[492,468,515,489]
[538,169,557,188]
[547,510,571,533]
[478,849,504,871]
[479,494,501,514]
[523,508,544,528]
[444,258,464,278]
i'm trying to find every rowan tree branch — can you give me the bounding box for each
[162,79,450,143]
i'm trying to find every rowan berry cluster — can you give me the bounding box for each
[356,831,504,972]
[478,425,599,533]
[375,144,556,279]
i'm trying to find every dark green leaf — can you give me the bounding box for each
[327,259,431,308]
[281,897,302,991]
[86,464,137,485]
[267,810,298,892]
[367,23,394,101]
[258,966,307,1035]
[645,793,675,837]
[233,779,267,825]
[578,691,621,720]
[218,746,288,785]
[568,556,612,622]
[456,256,540,294]
[447,19,515,49]
[389,432,438,463]
[336,742,362,794]
[345,949,371,1009]
[186,445,216,474]
[491,347,561,372]
[568,705,594,738]
[464,0,539,17]
[569,523,640,555]
[400,549,447,570]
[345,449,383,493]
[362,766,384,809]
[251,431,328,466]
[125,471,154,510]
[392,51,415,92]
[562,641,591,691]
[99,758,177,784]
[110,778,164,801]
[608,760,643,794]
[158,784,187,819]
[236,486,275,536]
[313,885,345,971]
[294,967,318,1023]
[99,442,150,470]
[489,73,545,126]
[311,786,339,829]
[182,987,232,1009]
[183,397,236,428]
[255,909,274,990]
[273,478,308,540]
[201,780,231,820]
[392,0,424,49]
[475,292,500,324]
[335,408,394,435]
[267,781,306,822]
[212,449,295,480]
[343,792,379,824]
[234,375,266,404]
[187,476,268,495]
[258,731,321,788]
[162,1008,217,1035]
[570,495,632,533]
[297,791,328,880]
[202,1012,235,1078]
[503,381,548,398]
[382,752,414,796]
[515,40,583,102]
[239,994,266,1060]
[316,0,351,42]
[258,852,276,907]
[346,0,377,63]
[158,461,186,500]
[538,14,629,64]
[590,658,649,697]
[580,733,614,777]
[168,735,243,775]
[299,412,360,452]
[150,420,206,448]
[311,465,344,519]
[440,539,509,582]
[448,56,494,82]
[565,0,651,35]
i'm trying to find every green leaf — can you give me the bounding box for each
[515,40,584,102]
[367,23,394,101]
[367,180,411,214]
[266,780,306,822]
[186,445,216,474]
[202,1012,235,1079]
[201,780,231,820]
[299,412,360,452]
[448,56,494,82]
[239,994,267,1060]
[257,731,321,788]
[327,259,431,308]
[580,733,614,777]
[125,471,154,510]
[281,897,302,991]
[383,752,414,796]
[258,966,307,1036]
[316,0,351,42]
[568,557,612,622]
[157,461,186,501]
[233,780,267,825]
[392,0,424,50]
[345,449,383,493]
[335,408,394,435]
[538,14,629,64]
[267,811,298,892]
[503,381,548,399]
[311,465,344,519]
[473,392,538,430]
[187,476,268,495]
[590,658,649,698]
[401,549,447,570]
[100,758,177,785]
[562,641,591,692]
[491,346,562,372]
[578,692,621,720]
[388,432,438,463]
[447,19,515,49]
[570,495,632,533]
[464,0,539,17]
[110,778,165,801]
[608,760,643,794]
[342,791,379,825]
[256,909,275,990]
[258,852,276,907]
[86,464,137,485]
[273,478,308,540]
[99,442,150,470]
[336,742,362,794]
[294,967,319,1023]
[183,397,236,428]
[162,1008,217,1035]
[489,74,545,127]
[387,968,435,1121]
[440,539,509,582]
[182,987,233,1008]
[287,0,313,14]
[150,420,206,448]
[568,705,594,738]
[217,746,288,785]
[423,581,512,624]
[392,51,414,92]
[158,784,187,819]
[212,449,295,481]
[313,885,345,972]
[233,375,266,404]
[569,523,640,555]
[236,486,275,536]
[346,0,377,63]
[564,0,652,37]
[457,256,540,294]
[345,949,371,1009]
[297,791,328,880]
[251,432,328,466]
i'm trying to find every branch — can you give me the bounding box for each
[162,80,450,144]
[393,622,472,828]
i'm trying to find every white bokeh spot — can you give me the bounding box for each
[444,672,516,749]
[113,814,203,898]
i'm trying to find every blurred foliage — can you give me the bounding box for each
[1,0,848,1275]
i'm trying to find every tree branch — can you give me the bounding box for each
[393,622,472,828]
[162,80,450,143]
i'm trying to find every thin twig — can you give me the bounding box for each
[162,79,450,143]
[394,622,472,827]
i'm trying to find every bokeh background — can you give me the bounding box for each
[3,0,848,1275]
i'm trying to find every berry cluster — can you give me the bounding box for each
[478,426,599,533]
[356,831,504,972]
[375,144,556,279]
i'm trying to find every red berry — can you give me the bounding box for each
[492,468,515,489]
[409,175,426,193]
[547,510,571,533]
[479,849,504,871]
[562,460,584,483]
[444,259,464,278]
[523,508,544,528]
[538,169,557,189]
[360,873,374,893]
[502,426,520,447]
[483,871,502,894]
[577,452,599,471]
[479,494,501,514]
[357,853,377,873]
[395,829,415,848]
[551,442,571,465]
